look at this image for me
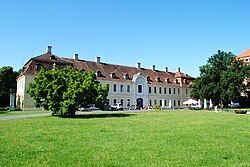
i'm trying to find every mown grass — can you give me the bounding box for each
[0,110,50,116]
[0,110,249,166]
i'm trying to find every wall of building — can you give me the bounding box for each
[17,73,192,110]
[16,75,37,110]
[99,78,192,109]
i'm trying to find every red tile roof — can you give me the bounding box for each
[237,49,250,59]
[20,52,195,86]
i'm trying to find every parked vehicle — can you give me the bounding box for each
[228,102,240,108]
[190,104,202,110]
[110,103,123,111]
[78,105,99,111]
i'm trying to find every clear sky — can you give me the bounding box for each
[0,0,250,77]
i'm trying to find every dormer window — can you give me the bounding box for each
[183,79,188,84]
[36,63,41,71]
[155,77,160,82]
[166,78,171,83]
[146,76,150,81]
[175,79,179,84]
[96,70,101,77]
[50,55,56,60]
[110,72,116,79]
[124,73,129,80]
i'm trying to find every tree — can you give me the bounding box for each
[0,66,18,107]
[191,50,250,106]
[27,66,108,116]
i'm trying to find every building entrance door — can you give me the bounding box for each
[136,98,143,109]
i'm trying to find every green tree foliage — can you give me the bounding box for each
[0,66,18,107]
[191,50,250,106]
[28,66,108,116]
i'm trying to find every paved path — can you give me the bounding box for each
[0,113,52,121]
[1,109,248,121]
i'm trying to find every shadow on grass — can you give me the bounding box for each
[0,111,10,114]
[58,113,136,119]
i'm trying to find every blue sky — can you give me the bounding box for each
[0,0,250,77]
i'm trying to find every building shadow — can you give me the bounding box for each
[58,113,136,119]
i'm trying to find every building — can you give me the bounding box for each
[237,49,250,98]
[237,49,250,64]
[16,46,195,110]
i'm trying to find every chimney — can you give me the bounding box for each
[96,56,101,64]
[151,65,155,71]
[165,67,168,72]
[137,62,141,69]
[178,67,181,72]
[73,53,79,61]
[46,46,52,53]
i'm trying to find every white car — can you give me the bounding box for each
[110,103,123,111]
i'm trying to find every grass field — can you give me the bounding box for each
[0,110,249,166]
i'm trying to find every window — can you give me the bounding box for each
[160,100,162,106]
[124,73,129,80]
[173,88,176,95]
[127,85,130,92]
[149,87,151,93]
[120,99,123,105]
[107,84,110,92]
[96,70,101,77]
[154,87,157,94]
[149,100,152,106]
[159,87,162,94]
[154,100,157,105]
[127,99,130,107]
[164,88,167,94]
[174,100,176,106]
[81,69,85,73]
[110,72,116,79]
[186,89,188,95]
[138,85,142,93]
[178,88,180,95]
[120,85,123,92]
[169,88,171,94]
[36,63,41,71]
[113,84,117,92]
[164,100,167,106]
[113,99,117,105]
[178,100,180,106]
[156,77,160,82]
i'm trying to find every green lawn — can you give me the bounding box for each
[0,110,50,116]
[0,110,249,166]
